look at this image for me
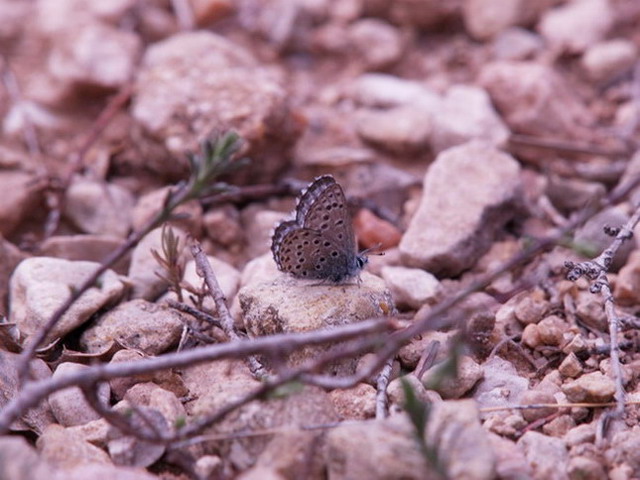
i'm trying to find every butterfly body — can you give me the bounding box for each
[271,175,367,282]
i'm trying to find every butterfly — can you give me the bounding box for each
[271,175,368,282]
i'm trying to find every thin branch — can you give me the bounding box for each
[190,241,268,379]
[375,359,394,419]
[0,318,393,434]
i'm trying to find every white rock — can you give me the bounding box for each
[346,18,403,70]
[479,61,594,139]
[48,22,141,89]
[431,85,510,153]
[537,0,614,54]
[492,27,544,60]
[48,363,110,427]
[582,39,638,82]
[9,257,125,344]
[399,141,522,276]
[80,299,184,355]
[380,266,440,309]
[64,177,134,238]
[355,105,433,154]
[474,356,530,408]
[239,272,394,375]
[132,31,295,182]
[347,73,440,109]
[463,0,549,40]
[517,431,569,480]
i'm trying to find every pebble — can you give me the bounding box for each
[537,0,614,54]
[9,257,125,344]
[399,141,521,276]
[380,265,440,310]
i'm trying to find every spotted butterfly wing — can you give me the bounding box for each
[271,175,367,282]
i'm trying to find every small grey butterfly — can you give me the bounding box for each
[271,175,368,282]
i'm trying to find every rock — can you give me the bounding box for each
[519,390,557,422]
[514,290,548,324]
[241,207,287,260]
[546,175,606,214]
[564,423,596,447]
[48,362,111,427]
[327,383,377,420]
[132,31,298,182]
[574,206,635,271]
[190,364,337,472]
[614,250,640,305]
[567,456,607,480]
[558,352,583,378]
[0,434,159,480]
[492,27,544,60]
[326,414,429,480]
[574,290,608,331]
[522,323,542,348]
[64,177,134,238]
[605,429,640,473]
[422,355,484,399]
[582,39,638,83]
[488,433,533,479]
[537,0,614,54]
[106,402,167,467]
[128,227,189,300]
[0,351,55,434]
[353,209,402,250]
[542,415,575,438]
[430,85,510,154]
[346,18,403,70]
[0,170,42,236]
[426,400,496,479]
[0,0,30,42]
[399,141,522,276]
[0,436,59,480]
[0,235,27,316]
[463,0,550,40]
[36,0,137,34]
[108,349,188,400]
[37,424,111,468]
[40,235,130,274]
[123,382,186,430]
[347,73,439,109]
[517,431,569,480]
[387,375,438,409]
[48,22,141,90]
[131,186,203,237]
[239,272,393,374]
[354,104,433,154]
[537,315,567,346]
[380,266,440,309]
[562,372,615,403]
[474,356,530,408]
[203,205,244,248]
[80,299,184,355]
[398,330,457,369]
[9,257,125,344]
[178,256,240,311]
[479,61,594,138]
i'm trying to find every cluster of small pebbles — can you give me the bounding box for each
[1,0,640,479]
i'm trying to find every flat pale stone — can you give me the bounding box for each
[399,141,522,276]
[48,362,110,427]
[239,271,394,375]
[431,85,510,153]
[80,299,183,355]
[381,265,440,309]
[9,257,125,344]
